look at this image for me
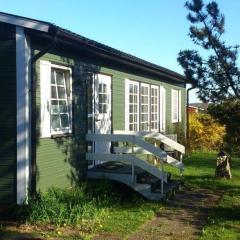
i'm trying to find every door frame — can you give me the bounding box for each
[92,73,113,164]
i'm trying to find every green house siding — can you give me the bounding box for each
[35,53,88,191]
[0,23,16,204]
[34,49,186,192]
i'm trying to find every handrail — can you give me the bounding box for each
[86,132,185,197]
[113,130,185,154]
[86,133,167,159]
[86,133,184,170]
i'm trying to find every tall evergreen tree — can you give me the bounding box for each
[178,0,240,103]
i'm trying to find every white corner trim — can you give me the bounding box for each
[178,90,182,122]
[171,89,179,123]
[125,79,130,131]
[0,13,49,32]
[16,26,31,205]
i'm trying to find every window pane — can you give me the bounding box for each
[103,84,107,93]
[51,114,61,130]
[99,104,103,113]
[57,87,65,99]
[60,114,69,128]
[56,70,65,85]
[103,104,107,113]
[129,105,133,113]
[134,95,137,102]
[129,84,133,94]
[51,71,55,84]
[59,101,68,113]
[102,94,107,104]
[51,86,57,98]
[51,100,59,114]
[133,85,138,94]
[99,94,103,104]
[99,83,102,93]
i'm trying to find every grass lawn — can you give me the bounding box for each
[0,152,239,239]
[183,152,240,240]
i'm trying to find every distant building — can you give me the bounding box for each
[188,103,209,113]
[187,106,199,113]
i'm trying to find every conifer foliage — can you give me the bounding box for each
[178,0,240,102]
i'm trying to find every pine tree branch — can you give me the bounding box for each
[198,11,240,98]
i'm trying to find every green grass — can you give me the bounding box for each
[1,152,239,239]
[11,181,163,239]
[184,152,240,240]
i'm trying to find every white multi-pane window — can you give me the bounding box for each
[151,86,159,131]
[50,68,71,133]
[98,83,108,113]
[125,80,166,132]
[126,80,139,131]
[140,83,150,131]
[171,89,181,123]
[40,61,72,137]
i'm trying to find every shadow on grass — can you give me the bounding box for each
[0,229,42,240]
[211,206,240,221]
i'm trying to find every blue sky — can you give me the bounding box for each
[2,0,240,102]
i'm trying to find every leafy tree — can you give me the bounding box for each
[189,112,225,151]
[177,0,240,102]
[208,99,240,153]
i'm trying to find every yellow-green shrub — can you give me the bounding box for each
[189,113,225,151]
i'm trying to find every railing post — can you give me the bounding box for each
[180,153,183,162]
[131,136,135,184]
[161,176,164,197]
[132,158,135,184]
[154,141,157,166]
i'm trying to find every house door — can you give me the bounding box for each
[94,74,112,155]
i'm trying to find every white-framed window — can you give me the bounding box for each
[98,82,108,114]
[150,85,159,132]
[125,79,139,131]
[125,80,165,132]
[140,83,150,131]
[160,86,166,132]
[171,89,181,123]
[40,60,72,137]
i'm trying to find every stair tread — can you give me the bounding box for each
[151,180,182,194]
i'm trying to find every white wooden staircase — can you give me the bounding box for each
[86,131,185,201]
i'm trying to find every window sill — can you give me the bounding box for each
[172,121,181,124]
[51,133,72,139]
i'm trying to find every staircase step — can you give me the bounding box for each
[87,161,182,201]
[151,180,182,195]
[137,171,171,184]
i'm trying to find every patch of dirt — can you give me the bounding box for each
[0,223,84,240]
[127,186,223,240]
[0,187,223,240]
[92,233,121,240]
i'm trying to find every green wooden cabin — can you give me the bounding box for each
[0,12,187,204]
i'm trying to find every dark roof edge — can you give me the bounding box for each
[58,28,186,82]
[0,11,187,83]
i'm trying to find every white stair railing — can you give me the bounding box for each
[86,132,185,196]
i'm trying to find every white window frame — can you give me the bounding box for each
[160,86,166,132]
[125,80,165,133]
[171,89,181,123]
[150,85,159,132]
[140,83,150,131]
[40,61,72,137]
[125,79,139,131]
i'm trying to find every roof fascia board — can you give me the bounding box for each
[58,30,186,82]
[0,13,49,32]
